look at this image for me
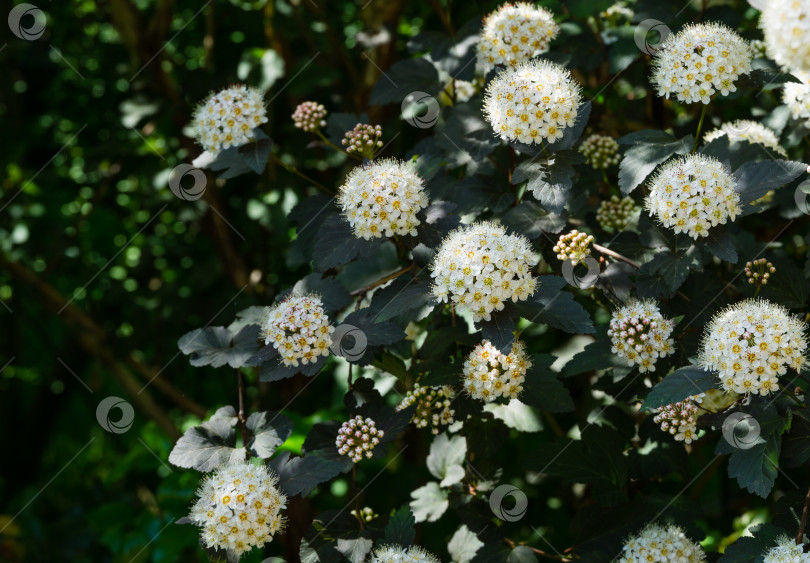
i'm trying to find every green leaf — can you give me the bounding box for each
[617,130,692,194]
[259,355,327,382]
[484,399,543,432]
[426,432,467,486]
[313,216,382,271]
[462,417,509,476]
[268,451,350,497]
[635,246,701,299]
[415,201,462,249]
[177,325,261,369]
[717,523,789,563]
[367,275,435,323]
[561,336,618,377]
[479,310,517,354]
[289,273,353,313]
[448,525,484,563]
[501,200,566,239]
[506,546,538,563]
[372,351,409,382]
[409,482,448,523]
[734,160,806,213]
[369,58,440,105]
[384,505,416,547]
[168,406,244,471]
[547,101,592,152]
[521,355,575,413]
[512,276,595,334]
[237,137,272,174]
[642,367,717,411]
[702,230,738,264]
[437,101,501,164]
[782,407,810,468]
[245,411,294,459]
[700,135,782,171]
[511,150,584,214]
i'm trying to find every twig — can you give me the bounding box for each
[269,152,334,195]
[237,368,250,457]
[592,243,641,268]
[504,538,571,561]
[797,485,810,545]
[350,263,416,296]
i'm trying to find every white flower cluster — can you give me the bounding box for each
[477,2,559,71]
[644,154,740,239]
[652,394,704,444]
[292,101,327,132]
[763,536,810,563]
[483,59,582,145]
[704,120,787,157]
[619,523,706,563]
[579,134,621,169]
[699,299,808,396]
[431,222,537,322]
[192,85,268,154]
[350,506,378,523]
[371,544,441,563]
[784,72,810,125]
[189,459,286,557]
[608,300,676,373]
[651,22,752,104]
[462,339,531,402]
[553,230,594,265]
[601,2,634,22]
[760,0,810,73]
[261,293,334,367]
[454,80,477,103]
[596,195,638,231]
[396,384,455,435]
[336,415,384,463]
[337,158,429,240]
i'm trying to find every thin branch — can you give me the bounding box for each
[237,368,249,456]
[797,485,810,545]
[592,243,641,268]
[350,263,416,296]
[269,153,334,195]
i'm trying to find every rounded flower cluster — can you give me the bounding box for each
[431,222,537,322]
[784,72,810,125]
[337,158,429,240]
[763,536,810,563]
[477,2,559,71]
[760,0,810,73]
[703,120,787,157]
[746,258,776,288]
[261,294,333,367]
[291,101,327,132]
[454,80,477,103]
[396,384,456,434]
[608,299,676,373]
[553,230,594,265]
[335,415,384,463]
[579,134,621,169]
[652,394,704,444]
[351,506,378,522]
[596,195,638,231]
[644,155,740,239]
[651,22,752,104]
[371,544,441,563]
[462,340,531,402]
[483,59,582,145]
[192,85,268,154]
[189,460,286,557]
[342,123,383,158]
[619,523,706,563]
[699,299,808,396]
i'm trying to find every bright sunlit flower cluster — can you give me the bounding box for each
[483,59,582,145]
[189,460,286,557]
[336,415,384,463]
[261,294,334,367]
[337,158,429,240]
[553,230,594,265]
[703,119,787,157]
[462,339,531,402]
[652,394,705,444]
[192,85,268,154]
[579,134,621,169]
[371,544,442,563]
[760,0,810,72]
[291,101,327,132]
[431,222,537,322]
[477,2,559,71]
[763,536,810,563]
[619,523,707,563]
[396,384,456,435]
[608,299,676,373]
[596,195,638,231]
[644,154,740,239]
[699,299,808,396]
[784,72,810,125]
[651,22,752,104]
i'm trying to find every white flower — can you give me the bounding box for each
[337,158,429,240]
[189,459,287,557]
[292,101,327,132]
[760,0,810,73]
[454,80,477,103]
[553,230,594,265]
[371,544,442,563]
[396,384,456,435]
[703,119,787,157]
[650,22,752,104]
[652,394,704,444]
[699,299,808,396]
[477,2,559,71]
[644,154,740,239]
[430,221,537,322]
[580,134,621,169]
[619,523,706,563]
[462,339,531,402]
[483,59,583,145]
[608,299,676,373]
[336,415,384,463]
[784,71,810,125]
[601,2,634,22]
[763,535,810,563]
[261,293,334,367]
[596,195,638,231]
[191,84,268,155]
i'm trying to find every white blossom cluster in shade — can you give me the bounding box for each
[350,506,378,523]
[601,2,634,22]
[261,293,334,367]
[192,85,268,154]
[483,59,582,145]
[644,154,740,239]
[703,120,787,157]
[608,299,676,373]
[596,195,638,231]
[395,384,456,434]
[335,415,384,463]
[763,536,810,563]
[760,0,810,73]
[619,523,707,563]
[553,230,594,265]
[337,158,429,240]
[454,80,477,103]
[699,299,808,396]
[430,222,537,322]
[784,72,810,125]
[579,134,621,169]
[477,2,559,71]
[652,394,704,444]
[650,22,752,104]
[189,459,287,557]
[291,101,327,132]
[462,339,532,402]
[370,544,442,563]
